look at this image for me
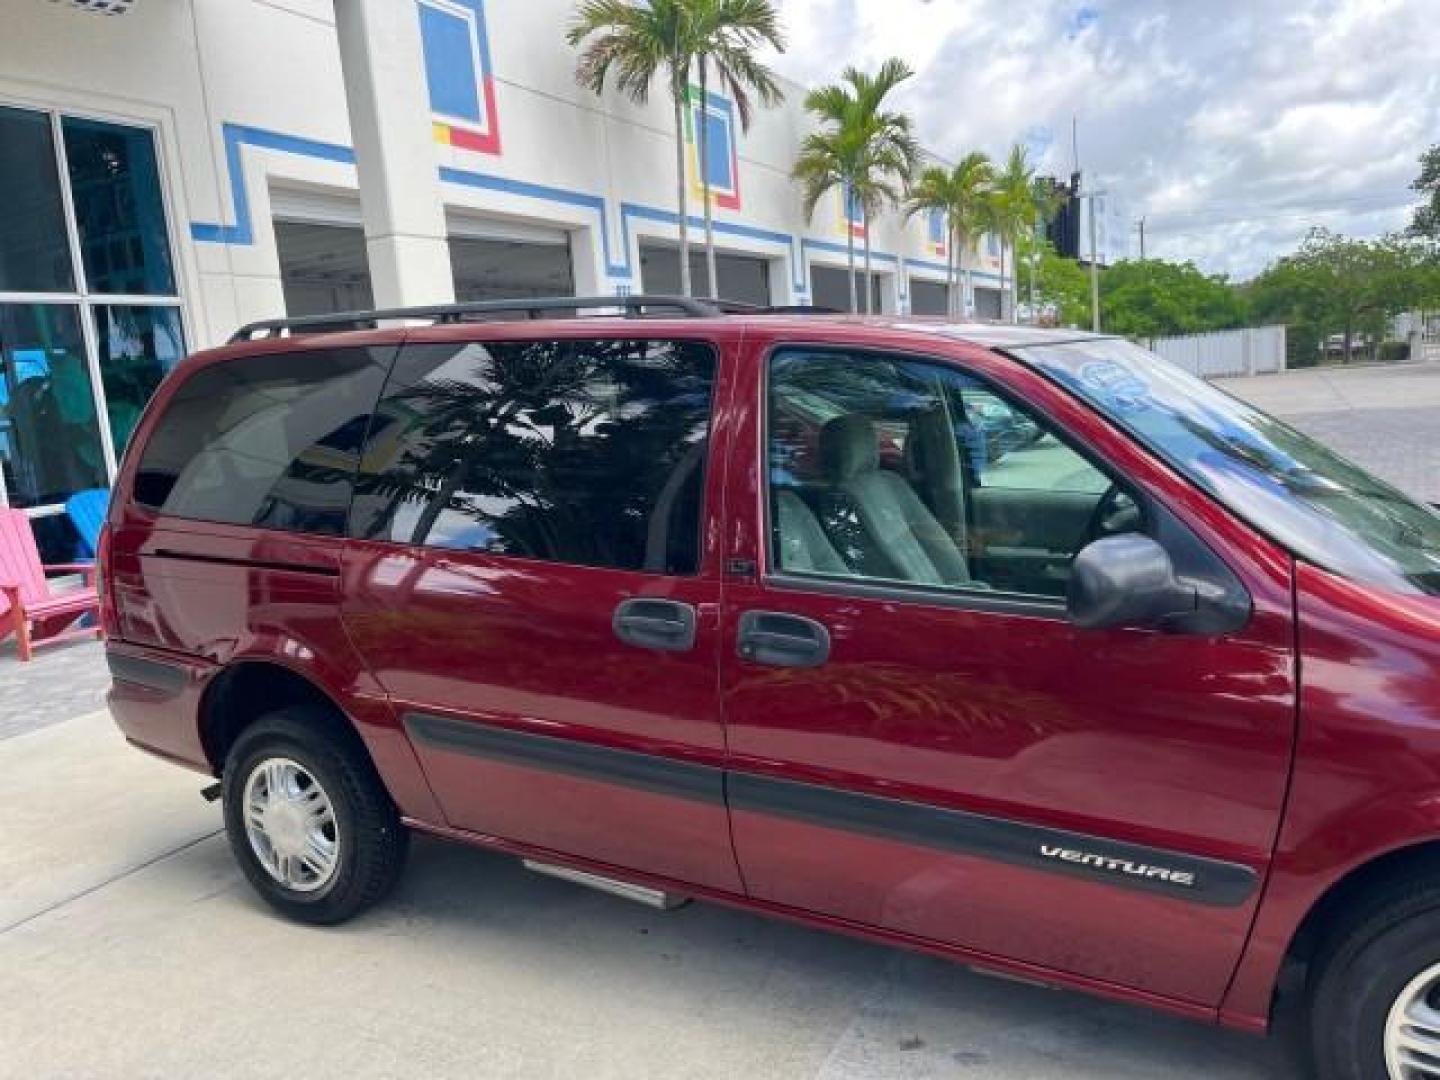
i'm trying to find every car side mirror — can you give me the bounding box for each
[1067,534,1199,631]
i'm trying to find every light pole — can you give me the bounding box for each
[1082,189,1106,332]
[1026,240,1036,324]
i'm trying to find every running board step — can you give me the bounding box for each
[522,860,689,910]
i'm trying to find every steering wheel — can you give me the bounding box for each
[1084,483,1143,545]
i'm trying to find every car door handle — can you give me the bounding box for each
[612,598,698,652]
[736,611,830,668]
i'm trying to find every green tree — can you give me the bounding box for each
[1101,259,1248,340]
[1245,255,1328,365]
[792,127,857,309]
[1030,245,1090,327]
[1248,229,1435,365]
[569,0,703,295]
[1417,243,1440,314]
[794,58,920,313]
[1410,144,1440,240]
[904,152,994,318]
[987,145,1037,324]
[690,0,785,299]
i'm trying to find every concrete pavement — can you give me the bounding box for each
[1218,360,1440,504]
[0,708,1296,1080]
[0,708,218,935]
[1217,360,1440,417]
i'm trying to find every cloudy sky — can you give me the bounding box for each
[765,0,1438,279]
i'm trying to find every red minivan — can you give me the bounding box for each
[103,297,1440,1080]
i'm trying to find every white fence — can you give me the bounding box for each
[1144,325,1287,378]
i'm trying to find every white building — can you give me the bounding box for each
[0,0,1009,561]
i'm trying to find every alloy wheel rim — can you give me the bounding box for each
[242,757,340,893]
[1386,962,1440,1079]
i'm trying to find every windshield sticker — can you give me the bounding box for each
[1074,360,1153,414]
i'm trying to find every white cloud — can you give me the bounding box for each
[765,0,1437,279]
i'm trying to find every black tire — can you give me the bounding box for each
[1310,879,1440,1080]
[221,706,408,925]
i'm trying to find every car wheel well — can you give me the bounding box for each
[1282,842,1440,989]
[199,662,361,776]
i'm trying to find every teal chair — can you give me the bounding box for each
[65,487,110,560]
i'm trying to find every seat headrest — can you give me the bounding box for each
[820,414,879,482]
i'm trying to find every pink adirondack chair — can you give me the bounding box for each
[0,508,101,662]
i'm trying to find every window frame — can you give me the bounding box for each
[0,100,188,531]
[348,335,723,579]
[757,342,1144,617]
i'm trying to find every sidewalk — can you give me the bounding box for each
[0,638,110,741]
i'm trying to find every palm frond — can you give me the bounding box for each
[904,164,952,221]
[792,130,850,221]
[709,45,783,128]
[797,55,918,229]
[685,0,786,129]
[568,0,688,103]
[803,83,854,123]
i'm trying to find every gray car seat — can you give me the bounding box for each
[904,406,969,543]
[816,414,970,586]
[774,489,850,575]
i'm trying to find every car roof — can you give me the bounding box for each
[218,310,1116,360]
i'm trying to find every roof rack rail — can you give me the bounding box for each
[228,294,729,343]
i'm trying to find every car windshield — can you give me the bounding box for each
[1010,337,1440,596]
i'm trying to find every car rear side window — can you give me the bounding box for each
[348,338,716,575]
[132,347,392,535]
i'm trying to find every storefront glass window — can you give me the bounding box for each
[0,101,183,560]
[94,303,184,452]
[0,107,75,293]
[0,303,108,508]
[62,117,176,296]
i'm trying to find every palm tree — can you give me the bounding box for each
[990,144,1037,323]
[905,152,994,318]
[794,58,920,313]
[690,0,785,300]
[853,138,919,314]
[793,128,859,311]
[569,0,701,296]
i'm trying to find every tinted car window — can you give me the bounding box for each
[768,349,1135,598]
[349,338,715,575]
[133,347,392,535]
